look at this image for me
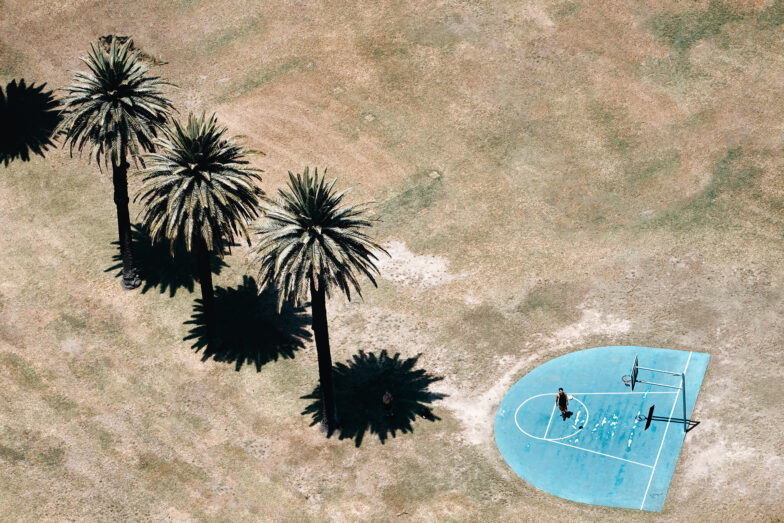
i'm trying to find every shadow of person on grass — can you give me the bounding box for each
[184,276,311,371]
[104,224,228,296]
[301,350,446,447]
[0,79,60,166]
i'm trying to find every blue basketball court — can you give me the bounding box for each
[494,346,710,512]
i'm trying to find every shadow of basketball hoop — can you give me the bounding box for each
[637,405,700,432]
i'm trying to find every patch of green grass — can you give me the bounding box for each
[333,120,360,142]
[0,38,23,78]
[0,352,44,390]
[357,31,421,92]
[47,311,90,341]
[92,426,118,451]
[60,312,88,331]
[669,108,713,132]
[196,16,264,57]
[590,102,639,154]
[66,356,113,389]
[649,1,744,52]
[45,299,125,343]
[517,281,586,325]
[553,1,582,20]
[35,441,66,468]
[693,148,757,205]
[629,149,681,188]
[475,114,542,169]
[0,160,115,257]
[381,461,438,507]
[758,0,784,29]
[653,147,761,229]
[136,452,209,487]
[401,15,467,49]
[0,429,65,468]
[640,50,701,86]
[42,392,83,418]
[0,444,25,464]
[215,57,311,102]
[380,170,444,218]
[359,31,411,62]
[446,305,516,359]
[176,410,206,431]
[383,180,442,215]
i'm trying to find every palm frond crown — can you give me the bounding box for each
[57,36,173,166]
[134,112,263,253]
[250,167,387,310]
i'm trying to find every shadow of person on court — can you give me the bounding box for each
[300,350,446,447]
[104,224,228,296]
[0,79,60,166]
[184,276,311,371]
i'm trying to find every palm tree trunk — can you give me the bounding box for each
[310,273,339,433]
[111,158,140,290]
[196,237,218,351]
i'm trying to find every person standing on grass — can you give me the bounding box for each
[556,388,569,420]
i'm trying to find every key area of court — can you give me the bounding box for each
[494,346,709,512]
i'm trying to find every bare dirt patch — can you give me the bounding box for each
[438,307,632,447]
[1,0,783,519]
[376,240,464,287]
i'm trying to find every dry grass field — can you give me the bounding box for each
[2,0,784,520]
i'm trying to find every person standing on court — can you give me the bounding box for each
[556,387,569,420]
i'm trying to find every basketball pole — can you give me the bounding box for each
[631,361,689,432]
[681,373,687,433]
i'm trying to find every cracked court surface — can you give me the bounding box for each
[494,346,710,512]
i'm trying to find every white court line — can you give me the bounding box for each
[513,389,681,475]
[543,403,557,439]
[515,396,589,441]
[640,351,692,510]
[571,391,677,395]
[548,439,653,469]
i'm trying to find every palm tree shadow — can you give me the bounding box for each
[104,224,227,296]
[0,79,61,166]
[184,276,312,371]
[301,350,446,447]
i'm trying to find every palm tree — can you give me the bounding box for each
[134,112,262,347]
[58,37,173,289]
[249,168,386,433]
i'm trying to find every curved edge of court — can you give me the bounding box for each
[493,345,710,512]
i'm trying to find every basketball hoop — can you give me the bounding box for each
[625,354,689,433]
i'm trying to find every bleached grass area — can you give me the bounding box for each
[377,241,464,287]
[440,308,632,446]
[1,0,783,519]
